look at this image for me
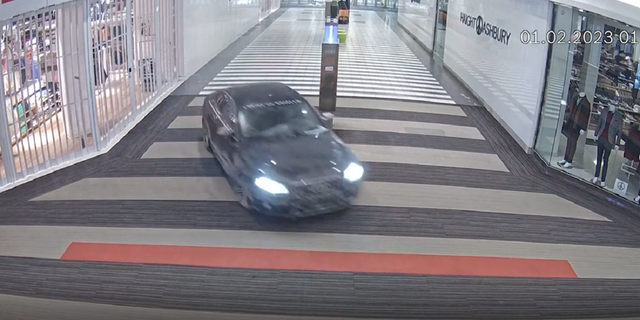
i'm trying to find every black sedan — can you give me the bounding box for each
[202,83,365,217]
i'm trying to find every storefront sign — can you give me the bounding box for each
[460,12,511,46]
[614,178,629,196]
[634,62,640,89]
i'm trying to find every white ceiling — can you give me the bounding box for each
[2,0,640,31]
[555,0,640,28]
[1,0,70,21]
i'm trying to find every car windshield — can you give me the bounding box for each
[238,101,324,139]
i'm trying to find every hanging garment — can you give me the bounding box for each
[595,110,623,148]
[624,123,640,161]
[562,93,591,137]
[595,138,613,181]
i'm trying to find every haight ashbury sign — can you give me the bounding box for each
[460,12,512,45]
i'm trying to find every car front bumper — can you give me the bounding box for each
[249,183,360,218]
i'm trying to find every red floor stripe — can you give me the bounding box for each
[60,242,578,278]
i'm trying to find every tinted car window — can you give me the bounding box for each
[219,98,236,124]
[238,101,323,139]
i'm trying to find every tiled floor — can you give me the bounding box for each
[1,7,640,320]
[201,9,454,104]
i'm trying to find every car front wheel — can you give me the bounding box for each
[203,123,213,154]
[239,189,252,210]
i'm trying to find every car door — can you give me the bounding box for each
[203,92,220,140]
[213,94,239,170]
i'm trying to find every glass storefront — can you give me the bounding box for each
[432,0,448,58]
[0,0,179,187]
[535,4,640,205]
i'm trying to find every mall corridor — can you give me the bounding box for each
[2,6,640,320]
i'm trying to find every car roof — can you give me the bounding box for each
[224,83,303,108]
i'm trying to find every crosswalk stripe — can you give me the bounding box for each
[30,176,606,221]
[203,79,446,91]
[168,116,485,140]
[139,141,507,172]
[302,97,466,115]
[203,9,456,104]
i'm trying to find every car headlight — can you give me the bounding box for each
[343,162,364,182]
[254,177,289,195]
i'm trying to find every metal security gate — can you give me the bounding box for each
[0,0,178,188]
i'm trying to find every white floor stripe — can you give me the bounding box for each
[198,90,455,104]
[204,81,448,94]
[209,75,442,85]
[203,85,450,100]
[213,72,437,83]
[203,8,456,104]
[139,141,506,172]
[303,97,466,116]
[203,79,446,91]
[30,177,607,222]
[223,64,433,73]
[219,67,435,78]
[201,90,452,104]
[168,116,484,140]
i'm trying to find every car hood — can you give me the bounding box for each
[241,130,357,182]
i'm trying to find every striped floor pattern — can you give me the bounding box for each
[2,96,640,319]
[200,9,455,104]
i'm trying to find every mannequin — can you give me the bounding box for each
[624,122,640,162]
[592,105,623,187]
[558,91,591,168]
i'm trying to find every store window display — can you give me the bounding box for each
[535,5,640,205]
[592,104,622,187]
[558,91,590,168]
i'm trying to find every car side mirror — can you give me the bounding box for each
[217,126,233,137]
[321,112,335,129]
[322,112,334,120]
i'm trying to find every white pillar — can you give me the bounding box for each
[126,0,137,116]
[0,67,16,182]
[579,15,603,102]
[574,13,604,161]
[56,4,93,143]
[550,6,578,157]
[153,0,161,90]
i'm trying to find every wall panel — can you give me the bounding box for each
[442,0,552,151]
[181,0,262,77]
[398,0,437,52]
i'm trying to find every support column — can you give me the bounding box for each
[126,0,137,116]
[83,0,101,150]
[57,3,98,150]
[319,19,339,113]
[574,13,604,161]
[153,0,161,90]
[0,70,17,183]
[325,0,332,18]
[550,6,578,157]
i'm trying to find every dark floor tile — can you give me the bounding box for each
[155,127,496,154]
[179,105,475,127]
[96,158,225,177]
[4,200,638,248]
[0,256,640,319]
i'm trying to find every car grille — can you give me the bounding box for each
[292,179,344,201]
[289,179,351,214]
